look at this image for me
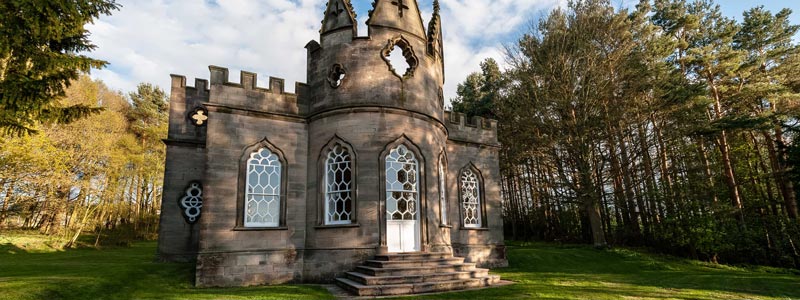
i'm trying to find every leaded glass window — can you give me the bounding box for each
[245,148,282,227]
[385,145,419,221]
[438,159,448,225]
[325,144,353,225]
[461,169,482,228]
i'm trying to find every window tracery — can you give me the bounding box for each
[461,168,482,228]
[245,148,282,227]
[385,145,419,221]
[325,144,353,225]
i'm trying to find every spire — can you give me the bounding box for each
[367,0,426,39]
[321,0,357,35]
[426,0,443,58]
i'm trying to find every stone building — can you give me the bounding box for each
[156,0,507,295]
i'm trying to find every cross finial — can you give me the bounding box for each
[391,0,410,17]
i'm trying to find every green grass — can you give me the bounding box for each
[396,242,800,300]
[1,233,799,300]
[0,233,332,300]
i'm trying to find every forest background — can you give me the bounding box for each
[452,0,800,269]
[1,0,799,270]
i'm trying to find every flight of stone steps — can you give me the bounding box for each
[335,252,501,296]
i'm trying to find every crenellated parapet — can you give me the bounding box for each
[167,74,210,144]
[444,111,499,147]
[167,66,311,143]
[206,66,309,117]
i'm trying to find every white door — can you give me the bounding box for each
[387,220,419,252]
[385,145,421,253]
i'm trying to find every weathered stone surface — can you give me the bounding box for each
[156,0,507,290]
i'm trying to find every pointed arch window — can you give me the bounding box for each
[460,168,483,228]
[245,148,282,228]
[325,144,353,225]
[385,145,420,221]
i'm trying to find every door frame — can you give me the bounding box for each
[378,135,428,254]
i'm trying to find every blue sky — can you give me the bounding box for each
[87,0,800,102]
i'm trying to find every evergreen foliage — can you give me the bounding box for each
[0,0,120,136]
[454,0,800,268]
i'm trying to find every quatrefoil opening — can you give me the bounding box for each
[381,36,419,81]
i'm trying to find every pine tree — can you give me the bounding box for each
[451,58,503,119]
[0,0,120,136]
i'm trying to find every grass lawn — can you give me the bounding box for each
[1,233,799,300]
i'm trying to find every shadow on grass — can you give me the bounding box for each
[0,242,333,300]
[524,246,799,295]
[2,240,799,300]
[398,243,800,300]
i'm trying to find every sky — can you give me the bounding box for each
[86,0,800,102]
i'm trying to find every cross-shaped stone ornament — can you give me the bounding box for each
[391,0,409,17]
[191,110,208,126]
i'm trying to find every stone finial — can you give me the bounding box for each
[367,0,426,39]
[426,0,443,58]
[321,0,357,36]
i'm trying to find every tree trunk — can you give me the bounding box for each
[617,129,643,242]
[708,81,743,213]
[0,180,9,226]
[578,154,606,248]
[762,130,798,219]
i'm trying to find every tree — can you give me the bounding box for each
[0,0,120,136]
[473,0,800,268]
[501,0,646,247]
[451,58,503,119]
[734,7,800,219]
[127,83,169,145]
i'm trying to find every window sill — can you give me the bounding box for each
[439,224,453,228]
[315,223,360,229]
[233,226,288,231]
[460,227,489,231]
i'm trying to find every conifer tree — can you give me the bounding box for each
[0,0,120,136]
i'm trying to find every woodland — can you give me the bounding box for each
[1,0,799,278]
[452,0,800,269]
[0,77,168,247]
[0,0,166,247]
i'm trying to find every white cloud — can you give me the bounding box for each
[437,0,560,103]
[87,0,561,101]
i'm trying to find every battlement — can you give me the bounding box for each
[171,74,210,95]
[171,66,310,118]
[207,66,308,97]
[444,111,499,147]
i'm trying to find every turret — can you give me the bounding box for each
[320,0,357,42]
[306,0,446,121]
[367,0,426,39]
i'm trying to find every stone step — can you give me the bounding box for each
[364,257,465,268]
[345,269,490,285]
[335,275,501,297]
[356,263,476,277]
[373,252,452,261]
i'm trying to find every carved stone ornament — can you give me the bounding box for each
[189,107,209,127]
[381,36,419,80]
[327,64,347,88]
[390,0,410,17]
[180,182,203,224]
